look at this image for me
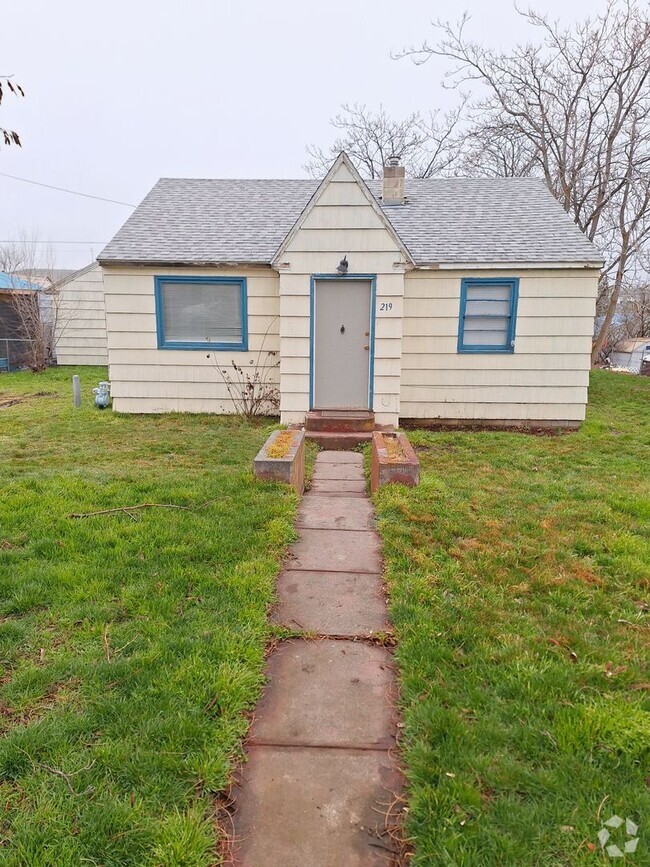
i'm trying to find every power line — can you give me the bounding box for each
[0,171,136,207]
[0,239,106,244]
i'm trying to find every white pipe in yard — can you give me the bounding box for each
[72,375,81,408]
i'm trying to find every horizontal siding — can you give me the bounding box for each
[104,266,280,413]
[280,356,310,375]
[407,270,598,297]
[279,316,310,339]
[109,362,278,383]
[112,378,278,400]
[404,367,590,387]
[401,352,591,370]
[288,228,400,253]
[303,206,387,230]
[402,335,593,355]
[58,354,108,367]
[317,182,370,207]
[103,346,279,366]
[113,396,253,414]
[406,296,597,318]
[103,269,278,296]
[55,265,108,365]
[400,269,598,422]
[400,401,587,421]
[401,385,588,404]
[281,252,407,275]
[403,317,596,338]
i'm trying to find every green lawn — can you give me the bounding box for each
[1,368,648,866]
[0,367,298,866]
[374,371,650,865]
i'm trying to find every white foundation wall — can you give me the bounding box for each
[102,265,280,413]
[401,268,600,422]
[277,160,408,427]
[55,264,108,365]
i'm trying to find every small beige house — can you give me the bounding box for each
[98,153,602,429]
[54,263,108,366]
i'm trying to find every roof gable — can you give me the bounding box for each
[271,153,415,266]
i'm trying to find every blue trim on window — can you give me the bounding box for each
[457,277,519,354]
[153,275,248,351]
[309,274,377,410]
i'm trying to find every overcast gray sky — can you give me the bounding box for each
[2,0,602,268]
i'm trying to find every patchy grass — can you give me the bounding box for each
[0,367,297,866]
[374,371,649,866]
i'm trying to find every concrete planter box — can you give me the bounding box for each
[371,431,420,493]
[254,429,306,495]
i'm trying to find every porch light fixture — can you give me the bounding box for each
[336,255,349,275]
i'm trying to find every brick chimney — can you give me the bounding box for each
[382,156,405,205]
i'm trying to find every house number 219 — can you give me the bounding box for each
[379,302,393,311]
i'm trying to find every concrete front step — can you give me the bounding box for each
[306,430,373,450]
[306,409,375,433]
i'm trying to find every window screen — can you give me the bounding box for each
[155,277,247,349]
[458,279,518,353]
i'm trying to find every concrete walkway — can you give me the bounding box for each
[231,451,402,866]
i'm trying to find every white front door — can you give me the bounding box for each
[312,279,372,409]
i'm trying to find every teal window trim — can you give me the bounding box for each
[154,275,248,351]
[458,277,519,354]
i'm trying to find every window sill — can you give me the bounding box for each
[158,341,248,352]
[457,346,515,354]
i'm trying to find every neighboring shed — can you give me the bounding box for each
[0,271,41,370]
[53,263,108,366]
[609,338,650,374]
[98,152,603,429]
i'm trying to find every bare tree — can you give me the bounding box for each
[0,238,65,371]
[304,102,465,179]
[398,1,650,364]
[0,75,24,147]
[610,270,650,341]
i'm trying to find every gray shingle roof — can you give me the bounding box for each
[98,176,601,266]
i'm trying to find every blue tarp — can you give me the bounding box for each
[0,271,41,291]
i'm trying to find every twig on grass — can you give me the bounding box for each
[617,618,649,631]
[15,746,96,797]
[68,503,190,519]
[41,761,96,796]
[68,500,218,519]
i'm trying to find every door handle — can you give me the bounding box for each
[340,325,345,334]
[364,345,369,351]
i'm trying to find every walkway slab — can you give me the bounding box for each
[272,570,389,634]
[311,478,366,495]
[249,639,396,748]
[232,746,402,867]
[231,451,402,866]
[318,450,363,464]
[289,528,382,573]
[313,463,365,481]
[297,495,375,531]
